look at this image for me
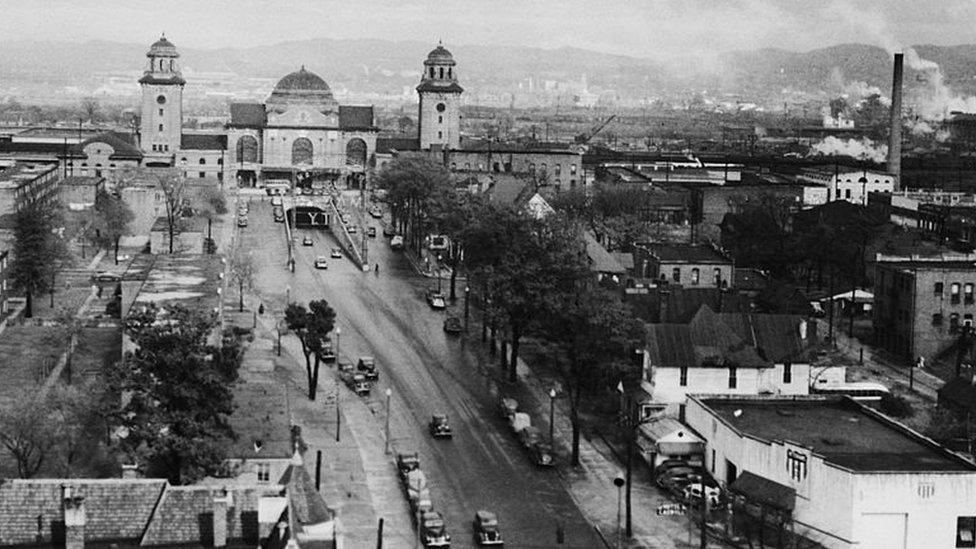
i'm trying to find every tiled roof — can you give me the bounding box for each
[338,106,375,130]
[416,81,464,94]
[229,103,267,128]
[0,479,166,546]
[181,133,227,151]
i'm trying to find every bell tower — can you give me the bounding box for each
[139,34,185,156]
[417,42,462,150]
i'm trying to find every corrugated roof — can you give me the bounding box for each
[338,106,375,130]
[229,103,267,128]
[181,133,226,151]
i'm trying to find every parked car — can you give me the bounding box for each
[91,271,121,283]
[342,372,371,396]
[443,316,463,334]
[273,212,285,223]
[337,357,354,372]
[347,225,357,234]
[303,235,313,246]
[390,235,404,250]
[357,356,379,381]
[396,452,421,479]
[270,196,283,206]
[369,207,384,219]
[509,412,531,434]
[499,398,518,420]
[682,481,722,508]
[367,226,377,238]
[319,340,335,362]
[314,256,329,269]
[473,510,503,546]
[519,426,543,450]
[655,466,699,489]
[529,442,554,467]
[383,225,396,237]
[420,511,451,547]
[429,414,453,438]
[426,289,447,309]
[237,217,248,227]
[331,248,343,259]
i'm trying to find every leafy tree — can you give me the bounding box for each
[229,248,255,312]
[9,199,66,317]
[197,186,228,215]
[92,188,135,265]
[46,381,106,477]
[0,397,59,478]
[879,393,914,418]
[105,304,238,484]
[284,300,336,400]
[156,170,186,254]
[719,193,797,277]
[374,157,454,252]
[537,286,645,465]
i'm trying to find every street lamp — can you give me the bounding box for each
[436,253,443,293]
[335,326,341,359]
[613,476,625,549]
[464,286,471,331]
[384,388,393,454]
[276,318,284,357]
[286,285,291,305]
[548,388,557,447]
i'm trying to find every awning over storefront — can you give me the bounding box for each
[730,471,796,512]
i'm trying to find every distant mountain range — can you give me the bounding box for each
[1,38,974,101]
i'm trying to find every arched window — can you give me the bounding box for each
[448,68,452,79]
[236,136,258,163]
[199,158,206,165]
[292,137,313,165]
[439,67,444,79]
[429,67,435,78]
[169,59,174,71]
[345,138,367,166]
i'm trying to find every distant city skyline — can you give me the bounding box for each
[0,0,972,61]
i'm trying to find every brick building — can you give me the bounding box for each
[873,253,976,361]
[633,243,734,288]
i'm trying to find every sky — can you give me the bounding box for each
[0,0,972,59]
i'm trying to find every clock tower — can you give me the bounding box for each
[139,34,185,157]
[417,43,462,150]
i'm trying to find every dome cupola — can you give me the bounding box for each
[267,66,338,114]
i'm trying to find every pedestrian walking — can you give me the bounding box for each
[374,263,380,276]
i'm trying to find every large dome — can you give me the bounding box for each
[267,66,337,113]
[424,45,456,66]
[147,35,179,57]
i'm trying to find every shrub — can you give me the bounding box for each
[880,394,914,418]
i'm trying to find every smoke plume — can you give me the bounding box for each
[810,136,888,162]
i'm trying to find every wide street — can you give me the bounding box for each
[240,195,603,548]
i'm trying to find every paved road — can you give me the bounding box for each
[242,197,603,549]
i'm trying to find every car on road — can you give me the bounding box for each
[429,414,453,438]
[396,452,421,479]
[383,225,396,237]
[369,207,383,219]
[337,357,354,373]
[390,235,404,250]
[342,372,371,396]
[499,398,519,420]
[237,217,248,227]
[443,316,463,334]
[528,441,554,467]
[273,211,285,223]
[357,356,379,381]
[347,225,357,234]
[314,256,329,269]
[330,248,343,259]
[367,226,377,238]
[270,196,283,206]
[92,271,122,284]
[302,235,313,246]
[420,511,451,547]
[320,340,335,362]
[473,510,504,546]
[426,289,447,309]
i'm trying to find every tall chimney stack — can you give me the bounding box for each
[888,52,904,190]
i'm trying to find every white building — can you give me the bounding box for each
[642,306,814,414]
[797,168,894,205]
[685,394,976,549]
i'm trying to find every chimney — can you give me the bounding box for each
[121,464,139,479]
[62,485,85,549]
[888,53,904,191]
[212,494,230,548]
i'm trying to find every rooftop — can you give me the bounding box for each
[180,133,227,151]
[228,103,267,128]
[0,162,58,189]
[60,175,103,187]
[338,105,375,131]
[875,252,976,270]
[698,395,976,472]
[584,231,625,274]
[643,243,731,264]
[228,381,293,460]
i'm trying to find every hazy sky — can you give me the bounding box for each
[1,0,972,59]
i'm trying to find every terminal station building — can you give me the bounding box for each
[686,395,976,549]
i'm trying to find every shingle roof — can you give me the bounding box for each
[0,479,166,546]
[181,133,227,151]
[716,312,812,364]
[338,106,375,130]
[229,103,267,128]
[140,485,276,546]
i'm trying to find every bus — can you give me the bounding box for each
[811,382,890,402]
[264,181,291,196]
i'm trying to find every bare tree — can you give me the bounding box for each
[156,170,186,254]
[229,248,255,312]
[0,397,59,478]
[80,97,100,123]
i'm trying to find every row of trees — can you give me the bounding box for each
[376,157,644,464]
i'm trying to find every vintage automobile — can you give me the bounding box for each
[273,211,285,223]
[383,225,396,237]
[91,271,122,284]
[420,511,451,547]
[429,414,453,438]
[404,469,433,517]
[473,510,504,546]
[341,372,370,396]
[347,225,358,234]
[390,235,405,250]
[443,316,463,334]
[357,356,379,381]
[367,226,377,238]
[302,235,314,246]
[314,256,329,270]
[330,248,343,259]
[682,481,722,508]
[498,398,519,420]
[369,207,384,219]
[319,340,335,362]
[396,452,421,479]
[426,289,447,310]
[528,441,554,467]
[337,357,354,373]
[237,216,248,227]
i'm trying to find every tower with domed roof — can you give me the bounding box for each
[139,34,185,157]
[417,43,462,150]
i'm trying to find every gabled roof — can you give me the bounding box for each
[485,175,535,208]
[638,417,705,444]
[229,103,267,128]
[583,231,625,274]
[716,312,813,364]
[141,484,279,546]
[338,106,376,131]
[181,133,227,151]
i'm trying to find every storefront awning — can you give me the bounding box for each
[730,471,796,512]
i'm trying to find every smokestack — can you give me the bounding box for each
[888,53,904,190]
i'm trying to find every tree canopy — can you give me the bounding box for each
[9,199,67,317]
[284,300,336,400]
[92,188,135,264]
